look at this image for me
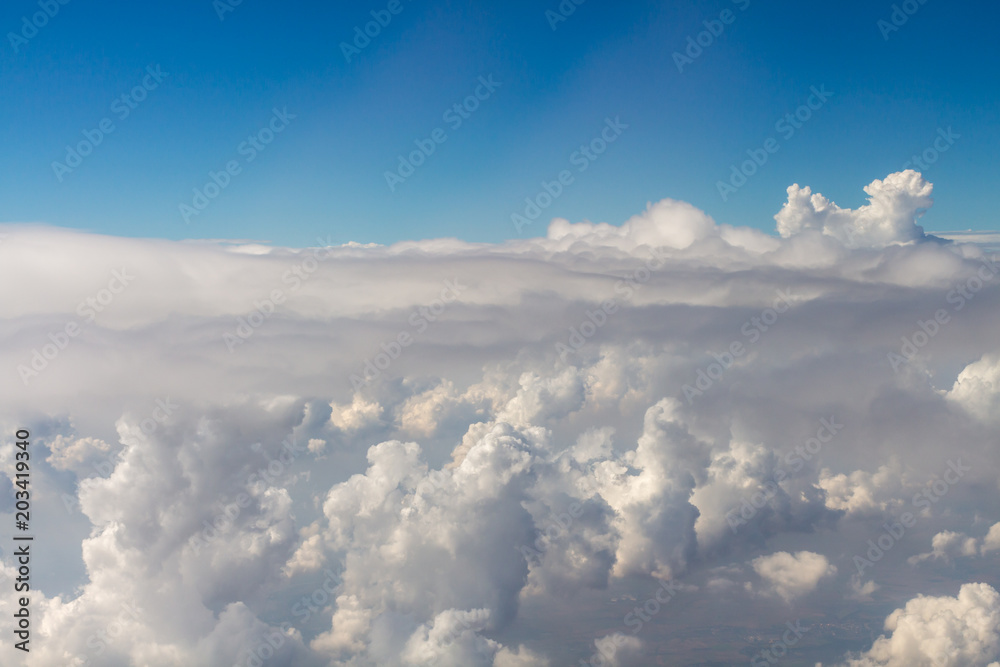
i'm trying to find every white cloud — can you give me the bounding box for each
[983,524,1000,554]
[818,459,913,516]
[45,434,112,474]
[548,197,718,250]
[749,550,837,602]
[909,523,1000,563]
[1,171,999,665]
[848,574,880,602]
[834,583,1000,666]
[946,353,1000,421]
[329,395,384,433]
[582,633,643,667]
[775,170,932,247]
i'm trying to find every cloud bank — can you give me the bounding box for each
[0,171,998,665]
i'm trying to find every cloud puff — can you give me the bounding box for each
[329,395,384,433]
[775,170,932,247]
[834,583,1000,666]
[582,633,642,667]
[848,574,880,602]
[748,550,837,602]
[547,198,718,251]
[946,352,1000,421]
[45,434,113,474]
[909,523,1000,563]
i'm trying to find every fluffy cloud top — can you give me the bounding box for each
[946,352,1000,421]
[909,522,1000,563]
[0,172,998,665]
[775,170,933,247]
[836,584,1000,666]
[749,550,837,602]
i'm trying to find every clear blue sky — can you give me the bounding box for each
[2,0,997,246]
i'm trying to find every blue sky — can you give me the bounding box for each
[2,0,998,246]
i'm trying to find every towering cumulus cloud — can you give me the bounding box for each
[0,171,998,665]
[775,169,933,247]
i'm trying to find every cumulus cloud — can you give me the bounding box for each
[984,524,1000,554]
[817,459,913,516]
[946,352,1000,421]
[775,170,932,247]
[547,198,718,251]
[748,551,837,602]
[581,633,642,667]
[909,523,1000,563]
[848,574,880,602]
[833,583,1000,666]
[398,609,504,666]
[329,395,384,433]
[45,434,113,474]
[1,171,999,665]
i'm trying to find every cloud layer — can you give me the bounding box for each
[1,172,998,665]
